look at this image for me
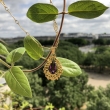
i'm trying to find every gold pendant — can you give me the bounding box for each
[43,54,63,80]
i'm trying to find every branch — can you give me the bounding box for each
[0,59,11,68]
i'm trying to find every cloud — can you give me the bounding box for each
[0,0,110,38]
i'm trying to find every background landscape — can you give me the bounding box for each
[1,35,110,109]
[0,0,110,110]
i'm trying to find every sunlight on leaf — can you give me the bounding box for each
[5,66,32,98]
[6,47,25,64]
[24,35,44,60]
[0,43,9,55]
[57,57,82,77]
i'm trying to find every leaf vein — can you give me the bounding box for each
[10,69,29,94]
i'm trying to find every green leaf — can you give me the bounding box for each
[68,1,108,19]
[6,47,25,64]
[0,43,9,55]
[5,66,32,98]
[24,35,44,60]
[27,3,58,23]
[57,57,82,77]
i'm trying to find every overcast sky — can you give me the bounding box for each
[0,0,110,38]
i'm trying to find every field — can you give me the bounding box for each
[87,72,110,88]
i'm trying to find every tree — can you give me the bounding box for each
[57,41,85,65]
[24,71,90,110]
[94,46,110,73]
[83,52,95,66]
[46,71,89,109]
[93,39,106,45]
[87,86,110,110]
[67,38,89,46]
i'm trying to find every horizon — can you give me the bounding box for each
[1,32,110,39]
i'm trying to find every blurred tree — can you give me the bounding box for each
[67,38,89,46]
[92,39,106,45]
[87,85,110,110]
[57,41,85,65]
[46,71,89,109]
[83,52,95,66]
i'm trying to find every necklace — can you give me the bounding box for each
[0,0,65,80]
[43,47,63,80]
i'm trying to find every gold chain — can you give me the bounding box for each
[0,0,30,36]
[50,0,59,47]
[43,0,63,80]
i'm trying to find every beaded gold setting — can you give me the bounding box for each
[43,54,63,80]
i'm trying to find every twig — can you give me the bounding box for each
[0,59,11,68]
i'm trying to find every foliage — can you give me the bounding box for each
[93,39,106,45]
[87,85,110,110]
[83,52,95,66]
[0,0,109,98]
[0,37,82,98]
[0,43,9,55]
[27,3,58,23]
[83,46,110,73]
[5,66,32,98]
[92,38,110,45]
[6,47,25,64]
[57,41,85,65]
[24,35,44,60]
[66,38,90,46]
[58,57,82,77]
[46,71,89,109]
[68,1,108,19]
[0,90,65,110]
[24,71,89,109]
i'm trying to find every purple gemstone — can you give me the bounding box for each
[49,61,57,74]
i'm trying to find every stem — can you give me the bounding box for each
[23,0,66,72]
[0,55,6,60]
[41,57,46,60]
[0,59,11,68]
[59,12,68,14]
[42,46,50,50]
[0,72,5,79]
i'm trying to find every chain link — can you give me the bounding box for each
[0,0,30,36]
[53,20,58,35]
[50,0,59,48]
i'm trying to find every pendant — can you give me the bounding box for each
[43,54,63,80]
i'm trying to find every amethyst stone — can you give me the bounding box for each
[49,61,57,74]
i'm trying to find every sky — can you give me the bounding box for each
[0,0,110,38]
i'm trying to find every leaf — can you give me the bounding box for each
[24,35,44,60]
[0,43,9,55]
[6,47,25,64]
[68,1,108,19]
[57,57,82,77]
[27,3,58,23]
[5,66,32,98]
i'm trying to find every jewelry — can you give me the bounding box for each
[43,47,63,80]
[43,0,63,80]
